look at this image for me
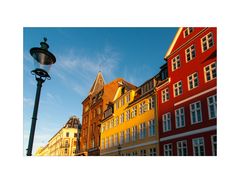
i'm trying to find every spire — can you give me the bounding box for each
[89,71,105,95]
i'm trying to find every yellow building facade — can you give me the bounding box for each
[100,78,159,156]
[34,116,81,156]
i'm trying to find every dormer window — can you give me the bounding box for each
[184,27,193,38]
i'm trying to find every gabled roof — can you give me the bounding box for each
[164,27,183,60]
[89,71,105,96]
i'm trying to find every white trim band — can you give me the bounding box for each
[160,125,216,142]
[174,86,217,106]
[100,140,159,155]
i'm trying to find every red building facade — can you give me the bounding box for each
[156,27,217,156]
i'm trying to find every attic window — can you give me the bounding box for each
[184,27,193,38]
[121,87,125,95]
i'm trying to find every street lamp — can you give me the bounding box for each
[26,38,56,156]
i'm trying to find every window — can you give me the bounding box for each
[185,45,196,62]
[101,138,105,150]
[177,140,188,156]
[132,126,138,141]
[162,88,169,103]
[173,81,183,97]
[164,144,172,156]
[132,151,138,156]
[120,97,125,107]
[148,119,155,136]
[92,138,95,148]
[126,110,130,121]
[132,106,137,118]
[204,62,217,82]
[139,101,146,115]
[125,128,130,143]
[149,97,155,110]
[66,132,69,137]
[172,55,181,71]
[188,72,199,90]
[105,137,109,149]
[207,95,217,119]
[110,119,114,128]
[114,133,118,146]
[115,116,119,126]
[150,147,157,156]
[120,131,124,145]
[74,133,77,137]
[184,27,193,37]
[175,107,185,128]
[190,101,202,124]
[140,149,147,156]
[126,93,130,103]
[109,135,113,148]
[163,113,171,132]
[201,32,214,52]
[192,137,205,156]
[120,113,124,124]
[115,101,119,110]
[139,123,147,139]
[211,135,217,156]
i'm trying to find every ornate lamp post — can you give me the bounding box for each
[26,38,56,156]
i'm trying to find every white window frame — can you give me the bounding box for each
[188,72,199,90]
[207,95,217,119]
[183,27,193,38]
[126,110,130,121]
[190,101,203,124]
[172,55,181,71]
[149,147,157,156]
[125,128,130,143]
[115,116,119,126]
[132,126,138,142]
[149,97,155,110]
[114,133,118,146]
[162,88,169,103]
[204,62,217,82]
[175,107,185,128]
[164,143,172,156]
[139,101,146,115]
[120,131,124,145]
[192,137,205,156]
[132,106,137,118]
[211,135,217,156]
[163,112,171,132]
[101,138,105,150]
[185,44,196,62]
[105,137,109,149]
[126,93,130,103]
[139,122,146,139]
[109,135,113,148]
[177,140,188,156]
[148,119,156,136]
[201,32,214,52]
[120,113,124,124]
[173,81,183,97]
[140,149,147,156]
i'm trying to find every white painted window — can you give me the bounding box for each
[140,149,147,156]
[172,55,181,71]
[115,101,119,110]
[177,140,188,156]
[105,137,109,149]
[131,106,137,118]
[149,147,157,156]
[139,123,146,139]
[211,135,217,156]
[109,135,113,148]
[149,97,155,110]
[184,27,193,37]
[126,110,130,121]
[164,143,172,156]
[110,119,114,128]
[139,101,146,115]
[101,138,105,150]
[185,45,196,62]
[162,88,169,103]
[115,116,119,126]
[120,97,125,107]
[126,93,130,103]
[173,81,183,97]
[188,72,199,90]
[101,124,105,133]
[120,113,124,124]
[190,101,202,124]
[163,112,171,132]
[192,137,205,156]
[204,62,216,82]
[207,95,217,119]
[175,107,185,128]
[132,126,138,141]
[201,32,214,52]
[114,133,118,146]
[125,128,130,143]
[120,131,124,145]
[148,119,156,136]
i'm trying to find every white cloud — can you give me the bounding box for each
[23,97,34,107]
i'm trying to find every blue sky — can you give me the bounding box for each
[23,27,177,154]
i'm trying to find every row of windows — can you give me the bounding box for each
[172,31,214,71]
[101,97,155,132]
[101,120,156,150]
[162,62,216,102]
[115,93,131,110]
[163,135,217,156]
[119,147,157,156]
[162,95,216,132]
